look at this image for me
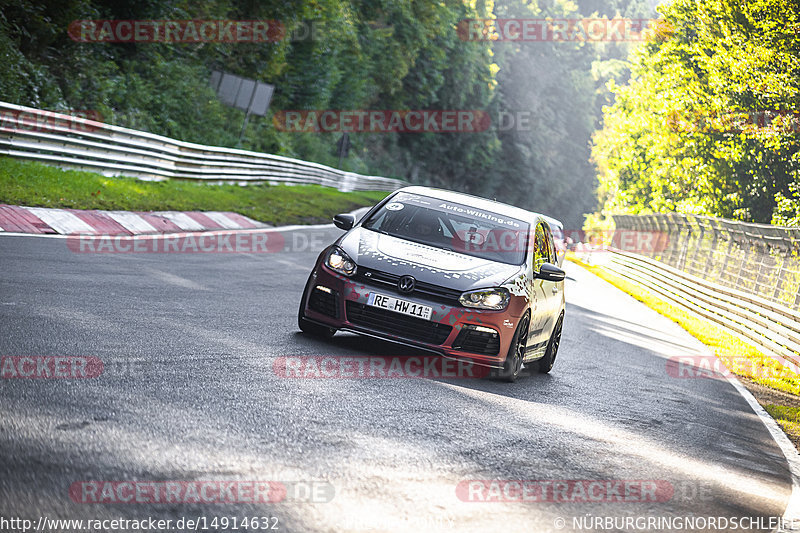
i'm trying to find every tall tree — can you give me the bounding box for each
[593,0,800,224]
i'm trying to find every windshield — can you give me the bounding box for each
[362,192,530,265]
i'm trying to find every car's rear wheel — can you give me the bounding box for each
[298,274,336,339]
[497,314,529,383]
[536,313,563,374]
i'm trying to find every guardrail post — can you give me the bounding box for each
[774,256,790,302]
[734,229,754,292]
[643,215,656,258]
[718,220,742,288]
[753,243,769,294]
[687,215,706,277]
[338,172,356,192]
[703,218,720,279]
[664,213,681,267]
[717,235,732,285]
[652,214,666,262]
[676,214,691,271]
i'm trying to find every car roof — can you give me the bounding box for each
[394,186,561,228]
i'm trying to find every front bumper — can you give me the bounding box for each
[302,265,526,368]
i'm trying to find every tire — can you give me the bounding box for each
[495,314,529,383]
[298,275,336,339]
[536,313,563,374]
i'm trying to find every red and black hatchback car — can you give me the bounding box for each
[298,186,566,381]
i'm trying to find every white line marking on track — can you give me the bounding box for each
[725,375,800,531]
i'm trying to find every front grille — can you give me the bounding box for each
[345,301,453,345]
[309,287,339,318]
[452,326,501,356]
[354,268,462,305]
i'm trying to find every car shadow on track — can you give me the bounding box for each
[291,329,558,396]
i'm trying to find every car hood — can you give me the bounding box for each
[339,227,523,292]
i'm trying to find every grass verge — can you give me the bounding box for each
[566,253,800,446]
[0,157,391,226]
[764,405,800,449]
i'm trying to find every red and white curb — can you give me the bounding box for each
[0,205,266,235]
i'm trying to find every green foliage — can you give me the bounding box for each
[0,0,653,228]
[764,405,800,446]
[592,0,800,225]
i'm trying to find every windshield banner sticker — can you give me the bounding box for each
[436,203,522,228]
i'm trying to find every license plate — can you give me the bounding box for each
[367,292,433,321]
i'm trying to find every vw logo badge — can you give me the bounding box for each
[397,275,416,293]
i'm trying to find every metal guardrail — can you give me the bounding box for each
[0,102,405,192]
[614,213,800,311]
[574,212,800,371]
[590,249,800,371]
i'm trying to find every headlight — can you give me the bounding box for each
[325,247,357,276]
[459,288,510,310]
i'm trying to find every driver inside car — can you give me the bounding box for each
[405,210,442,241]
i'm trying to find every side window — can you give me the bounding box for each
[544,227,557,264]
[533,223,547,272]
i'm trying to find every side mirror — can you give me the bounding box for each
[333,213,355,231]
[536,262,566,282]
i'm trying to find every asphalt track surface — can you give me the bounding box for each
[0,226,794,532]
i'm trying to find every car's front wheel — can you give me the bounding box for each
[536,313,563,374]
[497,314,529,383]
[298,274,336,339]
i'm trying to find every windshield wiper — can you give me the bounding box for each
[365,227,393,237]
